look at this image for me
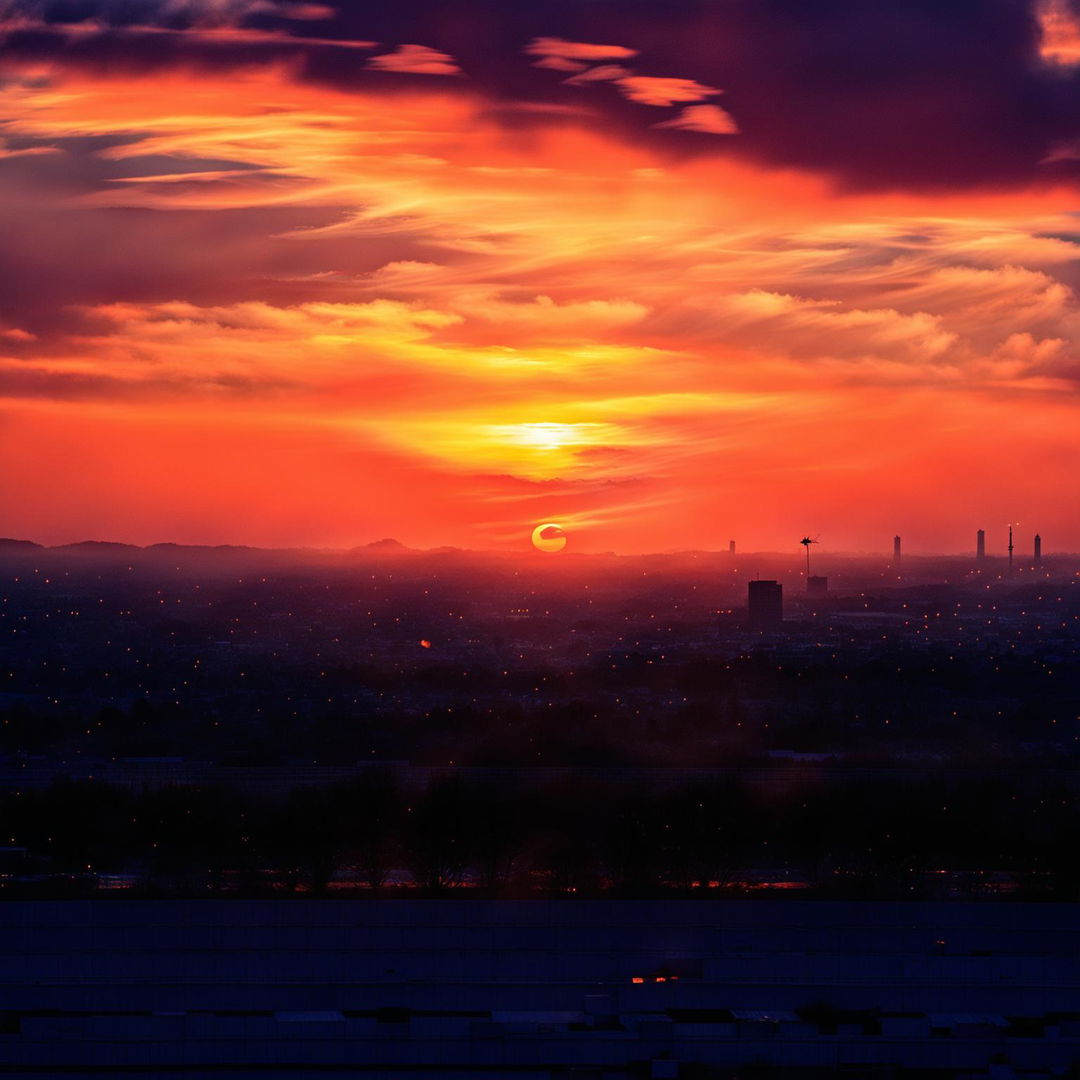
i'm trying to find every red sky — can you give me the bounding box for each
[2,0,1080,554]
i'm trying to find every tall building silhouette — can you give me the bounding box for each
[1034,533,1042,567]
[893,535,901,561]
[747,580,783,630]
[976,529,986,561]
[1008,525,1014,575]
[728,540,735,554]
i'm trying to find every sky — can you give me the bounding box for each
[2,0,1080,554]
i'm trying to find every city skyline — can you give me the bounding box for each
[0,527,1062,559]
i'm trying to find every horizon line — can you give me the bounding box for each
[0,536,1074,562]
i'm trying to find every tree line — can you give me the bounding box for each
[0,768,1077,899]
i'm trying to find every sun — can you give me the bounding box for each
[531,523,568,553]
[510,423,585,451]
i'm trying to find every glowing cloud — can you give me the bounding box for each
[1038,0,1080,65]
[563,65,630,86]
[614,76,722,107]
[655,104,739,134]
[368,44,462,76]
[525,36,639,62]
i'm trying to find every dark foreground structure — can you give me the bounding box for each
[1,900,1079,1078]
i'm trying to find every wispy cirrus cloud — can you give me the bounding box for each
[0,0,376,49]
[545,47,733,132]
[655,104,739,134]
[561,64,628,86]
[367,43,462,76]
[524,35,638,68]
[0,0,335,27]
[524,36,638,61]
[613,75,721,107]
[559,64,724,107]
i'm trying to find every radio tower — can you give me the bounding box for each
[1008,523,1015,575]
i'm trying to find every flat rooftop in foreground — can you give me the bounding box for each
[0,900,1079,1077]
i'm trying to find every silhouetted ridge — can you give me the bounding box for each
[146,543,258,553]
[0,538,42,551]
[354,538,410,553]
[52,540,139,552]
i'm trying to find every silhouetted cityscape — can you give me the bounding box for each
[0,536,1077,1074]
[0,534,1074,890]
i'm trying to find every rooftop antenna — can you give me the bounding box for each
[799,535,819,577]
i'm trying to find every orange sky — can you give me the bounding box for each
[2,4,1080,554]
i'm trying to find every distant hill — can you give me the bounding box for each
[53,540,140,553]
[352,538,411,553]
[0,538,42,551]
[0,538,425,564]
[145,543,259,554]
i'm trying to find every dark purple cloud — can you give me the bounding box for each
[319,0,1080,191]
[4,0,1080,191]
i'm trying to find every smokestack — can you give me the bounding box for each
[976,529,985,561]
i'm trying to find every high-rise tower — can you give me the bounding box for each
[747,580,783,630]
[976,529,986,561]
[1008,525,1014,574]
[1034,533,1042,567]
[893,535,901,561]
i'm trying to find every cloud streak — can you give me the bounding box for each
[367,44,462,76]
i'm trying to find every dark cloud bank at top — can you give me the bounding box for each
[5,0,1080,192]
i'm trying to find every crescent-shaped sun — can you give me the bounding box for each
[531,522,567,553]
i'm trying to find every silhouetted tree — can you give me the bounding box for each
[405,776,475,894]
[334,770,402,891]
